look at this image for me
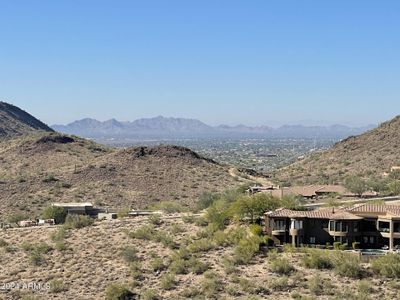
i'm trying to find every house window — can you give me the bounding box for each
[274,220,286,230]
[310,237,316,244]
[322,220,329,229]
[291,219,303,229]
[329,221,335,231]
[369,236,375,244]
[363,236,368,244]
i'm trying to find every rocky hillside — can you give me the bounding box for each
[274,115,400,185]
[0,101,54,138]
[0,132,243,220]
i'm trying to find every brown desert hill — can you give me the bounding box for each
[0,101,54,138]
[0,132,243,221]
[274,115,400,185]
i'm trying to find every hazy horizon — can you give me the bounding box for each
[1,1,399,126]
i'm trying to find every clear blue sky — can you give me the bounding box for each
[0,1,399,126]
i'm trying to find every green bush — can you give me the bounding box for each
[201,271,224,298]
[187,257,210,274]
[371,253,400,278]
[130,225,155,240]
[197,192,220,210]
[249,224,263,236]
[148,214,163,226]
[150,257,167,272]
[141,289,159,300]
[49,279,67,293]
[302,249,333,270]
[120,246,138,263]
[63,214,93,229]
[41,206,67,224]
[233,235,263,265]
[50,227,67,242]
[270,257,294,275]
[105,283,134,300]
[187,238,214,253]
[333,252,362,278]
[168,258,188,275]
[333,242,342,250]
[117,208,130,219]
[160,273,176,290]
[130,261,143,280]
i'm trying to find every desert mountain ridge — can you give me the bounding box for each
[0,101,54,138]
[274,115,400,185]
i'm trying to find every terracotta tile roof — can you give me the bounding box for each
[265,207,351,219]
[266,204,400,219]
[346,204,400,216]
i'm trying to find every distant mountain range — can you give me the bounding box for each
[52,116,375,139]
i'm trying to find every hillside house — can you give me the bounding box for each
[265,204,400,250]
[52,202,98,216]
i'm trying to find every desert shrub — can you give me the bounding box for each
[371,253,400,278]
[120,246,138,263]
[333,242,342,250]
[197,191,220,210]
[160,273,176,290]
[63,214,93,229]
[49,279,67,293]
[226,226,247,245]
[130,225,155,240]
[194,216,209,227]
[263,236,274,246]
[268,276,290,292]
[233,235,263,265]
[308,275,333,296]
[153,231,177,249]
[182,215,195,223]
[148,214,162,226]
[249,224,263,236]
[105,283,134,300]
[148,201,186,213]
[29,251,45,266]
[201,271,224,297]
[41,206,67,224]
[206,199,231,230]
[130,261,143,280]
[55,241,67,251]
[187,257,210,274]
[358,280,373,298]
[212,230,229,246]
[302,249,333,269]
[42,174,59,183]
[168,258,188,275]
[23,242,52,266]
[117,208,130,219]
[0,239,8,247]
[270,256,294,275]
[187,238,214,253]
[7,213,28,224]
[171,247,191,260]
[181,286,202,298]
[170,223,184,234]
[141,289,160,300]
[150,257,167,272]
[222,257,236,274]
[333,252,362,278]
[352,242,361,249]
[50,227,67,242]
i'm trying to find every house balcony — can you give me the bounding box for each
[289,228,304,236]
[271,228,286,235]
